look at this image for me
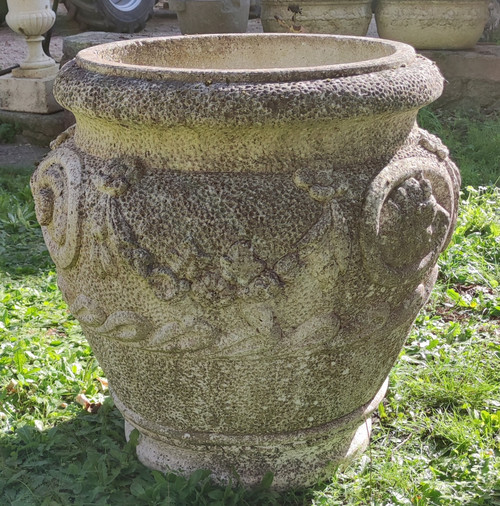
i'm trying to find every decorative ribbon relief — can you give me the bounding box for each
[86,157,351,307]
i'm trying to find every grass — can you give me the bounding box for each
[418,108,500,189]
[0,113,499,504]
[0,123,20,145]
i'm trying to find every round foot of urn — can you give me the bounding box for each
[122,379,387,490]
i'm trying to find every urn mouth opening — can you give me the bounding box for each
[75,33,415,83]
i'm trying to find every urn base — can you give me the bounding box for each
[121,379,388,490]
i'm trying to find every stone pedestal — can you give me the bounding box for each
[0,73,62,114]
[421,44,500,111]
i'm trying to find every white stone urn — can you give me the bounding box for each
[261,0,372,34]
[375,0,491,50]
[31,34,460,490]
[6,0,58,77]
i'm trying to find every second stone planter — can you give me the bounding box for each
[170,0,250,34]
[375,0,491,49]
[31,34,460,490]
[261,0,372,34]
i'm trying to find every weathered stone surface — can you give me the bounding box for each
[31,34,459,489]
[375,0,490,50]
[0,74,61,114]
[261,0,372,35]
[421,44,500,110]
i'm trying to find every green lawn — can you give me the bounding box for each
[418,109,500,189]
[0,111,499,504]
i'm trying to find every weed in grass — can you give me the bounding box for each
[437,186,500,291]
[0,174,499,504]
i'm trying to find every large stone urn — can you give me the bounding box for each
[375,0,491,49]
[31,34,460,490]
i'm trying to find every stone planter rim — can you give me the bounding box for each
[74,33,416,84]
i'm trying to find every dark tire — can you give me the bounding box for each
[63,0,155,33]
[0,0,8,25]
[249,0,260,19]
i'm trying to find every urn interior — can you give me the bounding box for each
[76,33,416,82]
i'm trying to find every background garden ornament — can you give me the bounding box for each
[31,33,460,489]
[0,0,62,114]
[169,0,250,34]
[375,0,491,50]
[260,0,372,34]
[481,0,500,42]
[5,0,58,76]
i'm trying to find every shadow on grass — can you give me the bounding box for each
[0,398,311,505]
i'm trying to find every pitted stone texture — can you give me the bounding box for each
[54,61,442,172]
[32,34,459,489]
[121,381,385,489]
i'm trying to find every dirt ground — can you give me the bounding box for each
[0,143,49,170]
